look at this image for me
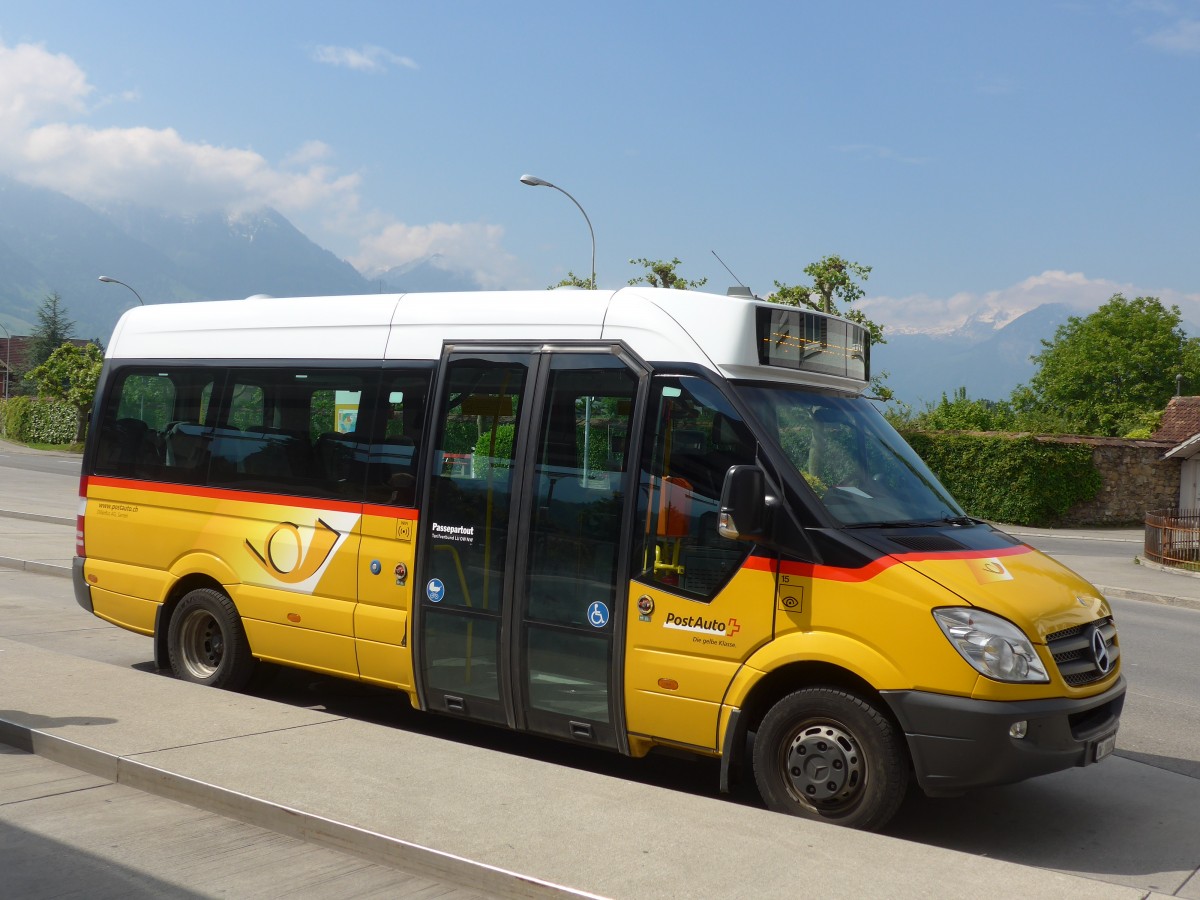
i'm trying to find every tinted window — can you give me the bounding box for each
[208,368,368,499]
[93,367,216,483]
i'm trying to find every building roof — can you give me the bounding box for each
[1152,396,1200,444]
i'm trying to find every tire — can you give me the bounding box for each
[167,588,256,691]
[753,687,909,831]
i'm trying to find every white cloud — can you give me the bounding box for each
[351,221,521,289]
[0,37,521,288]
[1143,18,1200,52]
[0,40,91,135]
[857,270,1200,336]
[310,44,418,72]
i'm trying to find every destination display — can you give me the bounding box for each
[755,307,869,382]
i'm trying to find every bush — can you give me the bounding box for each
[473,424,516,477]
[904,431,1102,527]
[0,395,78,445]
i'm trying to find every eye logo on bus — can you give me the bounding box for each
[245,518,341,585]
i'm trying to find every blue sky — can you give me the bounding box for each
[1,1,1198,334]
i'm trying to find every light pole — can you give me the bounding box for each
[519,174,595,290]
[98,275,145,306]
[0,320,11,401]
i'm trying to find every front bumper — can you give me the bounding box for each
[883,676,1125,797]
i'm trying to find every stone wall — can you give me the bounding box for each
[1041,435,1178,526]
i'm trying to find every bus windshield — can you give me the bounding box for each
[736,385,966,528]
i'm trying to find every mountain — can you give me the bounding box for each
[0,177,485,344]
[368,255,481,293]
[874,303,1076,407]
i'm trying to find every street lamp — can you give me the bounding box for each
[0,320,11,401]
[98,275,144,306]
[519,174,595,289]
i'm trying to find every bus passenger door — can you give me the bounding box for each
[415,351,533,728]
[515,353,640,749]
[413,348,642,751]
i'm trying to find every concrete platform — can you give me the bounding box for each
[0,744,488,899]
[0,636,1153,900]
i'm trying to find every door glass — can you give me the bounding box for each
[421,357,527,706]
[523,356,637,724]
[634,377,758,601]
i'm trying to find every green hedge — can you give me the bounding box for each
[904,431,1102,527]
[0,396,79,445]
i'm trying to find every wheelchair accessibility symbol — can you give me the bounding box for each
[587,601,610,628]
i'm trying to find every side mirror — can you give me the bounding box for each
[719,465,770,541]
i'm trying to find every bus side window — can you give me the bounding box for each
[365,370,431,506]
[206,368,368,500]
[93,369,213,482]
[634,377,758,601]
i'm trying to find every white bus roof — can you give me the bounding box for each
[103,287,870,393]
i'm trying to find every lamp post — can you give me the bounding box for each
[98,275,145,306]
[0,320,10,401]
[519,174,595,290]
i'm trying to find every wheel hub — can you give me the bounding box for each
[785,724,863,802]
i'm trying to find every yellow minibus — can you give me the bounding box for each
[75,287,1124,830]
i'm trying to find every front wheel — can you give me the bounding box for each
[753,687,909,831]
[167,588,255,691]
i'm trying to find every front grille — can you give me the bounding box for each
[1046,617,1119,687]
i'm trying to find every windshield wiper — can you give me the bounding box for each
[842,520,934,529]
[843,515,978,530]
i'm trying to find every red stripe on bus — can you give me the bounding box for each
[85,476,375,516]
[741,543,1032,583]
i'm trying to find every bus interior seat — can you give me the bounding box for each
[164,422,209,475]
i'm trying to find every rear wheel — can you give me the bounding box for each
[753,687,908,831]
[167,588,255,691]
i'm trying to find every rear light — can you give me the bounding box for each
[76,476,87,557]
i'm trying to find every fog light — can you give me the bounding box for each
[1009,721,1028,739]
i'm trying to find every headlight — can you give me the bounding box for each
[932,607,1049,683]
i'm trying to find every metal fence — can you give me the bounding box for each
[1144,509,1200,569]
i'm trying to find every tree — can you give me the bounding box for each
[25,341,103,442]
[904,387,1016,432]
[769,255,884,346]
[548,271,596,290]
[29,293,77,371]
[1013,294,1200,437]
[628,257,707,290]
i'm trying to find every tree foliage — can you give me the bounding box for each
[891,387,1016,432]
[1013,294,1200,437]
[627,257,707,290]
[548,271,596,290]
[25,341,103,442]
[29,293,76,371]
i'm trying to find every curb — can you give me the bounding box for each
[0,507,74,526]
[0,719,600,900]
[0,556,70,578]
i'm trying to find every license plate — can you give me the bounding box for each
[1094,733,1117,762]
